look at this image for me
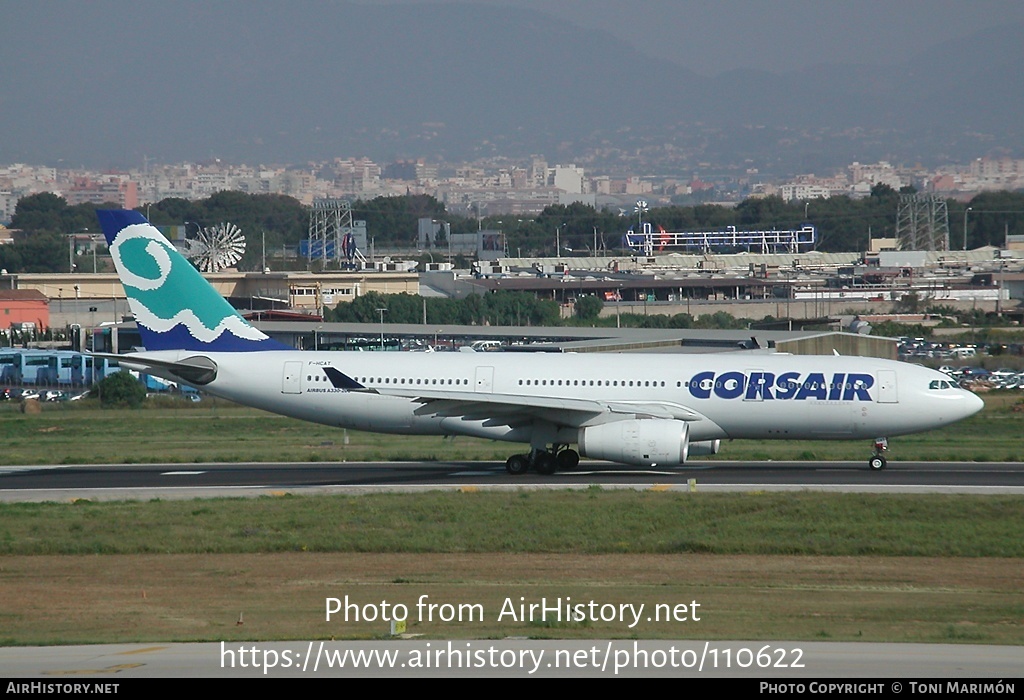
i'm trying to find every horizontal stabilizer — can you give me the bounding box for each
[94,352,218,386]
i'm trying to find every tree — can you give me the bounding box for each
[10,192,68,232]
[91,371,147,408]
[10,232,66,272]
[353,194,455,247]
[574,294,603,321]
[11,194,109,236]
[869,183,899,202]
[735,195,793,227]
[963,191,1024,248]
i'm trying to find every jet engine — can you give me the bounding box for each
[688,439,721,456]
[577,419,689,467]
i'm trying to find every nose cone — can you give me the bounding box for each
[963,390,985,419]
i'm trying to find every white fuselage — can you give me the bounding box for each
[131,349,983,448]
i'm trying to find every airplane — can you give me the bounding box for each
[95,209,984,474]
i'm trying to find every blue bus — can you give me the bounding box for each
[15,351,59,385]
[0,350,128,387]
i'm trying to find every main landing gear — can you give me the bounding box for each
[505,445,580,475]
[869,437,888,471]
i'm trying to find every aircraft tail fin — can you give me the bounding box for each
[96,210,290,352]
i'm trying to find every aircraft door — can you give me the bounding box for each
[474,366,494,393]
[877,370,898,403]
[282,361,302,394]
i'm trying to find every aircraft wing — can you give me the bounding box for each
[319,367,708,428]
[371,386,709,429]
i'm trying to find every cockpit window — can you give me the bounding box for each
[929,380,956,390]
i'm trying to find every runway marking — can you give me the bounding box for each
[117,646,168,655]
[43,663,143,675]
[162,471,207,475]
[0,466,74,475]
[572,469,680,476]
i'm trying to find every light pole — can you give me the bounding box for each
[376,308,387,351]
[963,206,973,251]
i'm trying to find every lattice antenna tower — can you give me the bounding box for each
[895,194,950,251]
[308,199,354,269]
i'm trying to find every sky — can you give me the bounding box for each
[363,0,1024,75]
[2,0,1022,168]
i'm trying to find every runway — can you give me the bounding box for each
[2,459,1024,501]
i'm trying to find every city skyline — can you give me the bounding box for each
[3,152,1022,229]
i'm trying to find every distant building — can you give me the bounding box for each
[65,175,139,209]
[549,164,587,194]
[384,159,436,182]
[0,290,49,330]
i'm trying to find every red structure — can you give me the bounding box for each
[0,290,50,330]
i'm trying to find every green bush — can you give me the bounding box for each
[90,371,147,409]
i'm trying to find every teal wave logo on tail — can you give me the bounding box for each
[97,210,289,352]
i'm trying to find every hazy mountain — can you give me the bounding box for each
[1,2,1020,171]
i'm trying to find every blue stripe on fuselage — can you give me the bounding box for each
[688,371,874,401]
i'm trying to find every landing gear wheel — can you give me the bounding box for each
[534,451,557,475]
[505,454,529,476]
[869,437,888,471]
[556,449,580,470]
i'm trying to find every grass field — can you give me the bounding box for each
[0,492,1021,645]
[2,552,1020,646]
[2,391,1023,465]
[1,394,1021,647]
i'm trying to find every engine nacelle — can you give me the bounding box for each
[688,439,721,457]
[577,419,689,467]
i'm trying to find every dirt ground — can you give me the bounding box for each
[1,553,1021,645]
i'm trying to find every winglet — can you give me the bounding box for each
[97,210,291,352]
